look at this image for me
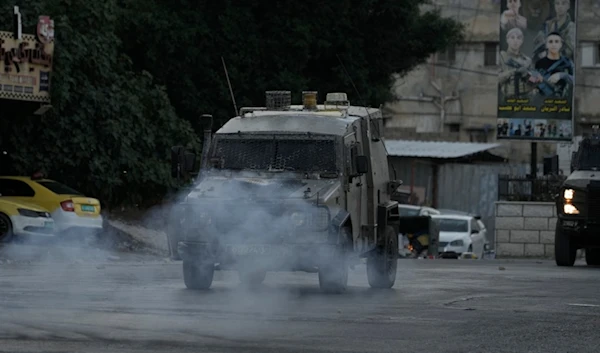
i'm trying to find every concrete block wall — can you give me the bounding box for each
[494,201,558,258]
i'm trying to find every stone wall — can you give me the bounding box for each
[494,201,557,258]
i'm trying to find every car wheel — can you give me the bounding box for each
[555,220,577,267]
[319,227,351,294]
[0,213,14,243]
[183,260,215,290]
[367,225,398,289]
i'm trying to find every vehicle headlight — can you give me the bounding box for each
[564,204,579,215]
[564,189,574,200]
[17,208,42,218]
[450,240,464,246]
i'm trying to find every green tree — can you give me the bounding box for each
[0,0,463,209]
[118,0,465,125]
[0,0,199,208]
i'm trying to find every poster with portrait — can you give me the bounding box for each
[496,0,577,141]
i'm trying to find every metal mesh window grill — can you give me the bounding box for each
[211,137,337,172]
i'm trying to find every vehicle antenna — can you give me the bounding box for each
[221,56,239,116]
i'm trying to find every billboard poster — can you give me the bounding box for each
[0,15,54,103]
[496,0,577,141]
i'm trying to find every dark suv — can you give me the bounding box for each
[554,134,600,266]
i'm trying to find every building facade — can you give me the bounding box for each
[383,0,600,164]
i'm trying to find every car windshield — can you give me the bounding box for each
[433,218,469,232]
[398,207,420,216]
[36,181,83,195]
[210,135,337,172]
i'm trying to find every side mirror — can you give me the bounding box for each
[387,180,403,195]
[355,155,368,174]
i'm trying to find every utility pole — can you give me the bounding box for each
[430,81,460,133]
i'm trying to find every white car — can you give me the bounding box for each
[398,204,441,217]
[431,214,487,259]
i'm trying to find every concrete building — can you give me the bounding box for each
[383,0,600,164]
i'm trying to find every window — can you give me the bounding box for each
[433,218,469,232]
[484,42,499,66]
[469,130,489,143]
[437,45,456,63]
[449,123,460,132]
[211,136,338,172]
[470,218,480,232]
[0,179,36,197]
[398,206,420,217]
[36,181,82,195]
[581,42,600,67]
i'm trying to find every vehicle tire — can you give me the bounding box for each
[238,269,267,286]
[183,260,214,290]
[367,225,398,289]
[0,213,13,243]
[319,227,350,294]
[585,248,600,266]
[554,220,577,267]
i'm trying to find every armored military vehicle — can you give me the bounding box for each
[170,90,403,293]
[554,128,600,266]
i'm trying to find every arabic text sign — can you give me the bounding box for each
[496,0,577,141]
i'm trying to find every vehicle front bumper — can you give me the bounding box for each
[558,215,600,244]
[177,241,344,270]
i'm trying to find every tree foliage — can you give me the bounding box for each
[0,0,463,208]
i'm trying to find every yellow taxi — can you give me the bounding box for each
[0,198,55,242]
[0,176,103,236]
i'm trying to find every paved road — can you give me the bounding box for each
[0,243,599,353]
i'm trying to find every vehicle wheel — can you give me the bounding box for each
[554,220,577,267]
[585,248,600,266]
[367,225,398,289]
[238,269,267,286]
[319,227,350,294]
[0,213,13,243]
[183,260,214,290]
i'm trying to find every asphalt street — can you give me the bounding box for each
[0,243,599,353]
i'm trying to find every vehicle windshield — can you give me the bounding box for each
[36,181,83,195]
[210,135,337,172]
[433,218,469,232]
[398,206,420,216]
[578,145,600,170]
